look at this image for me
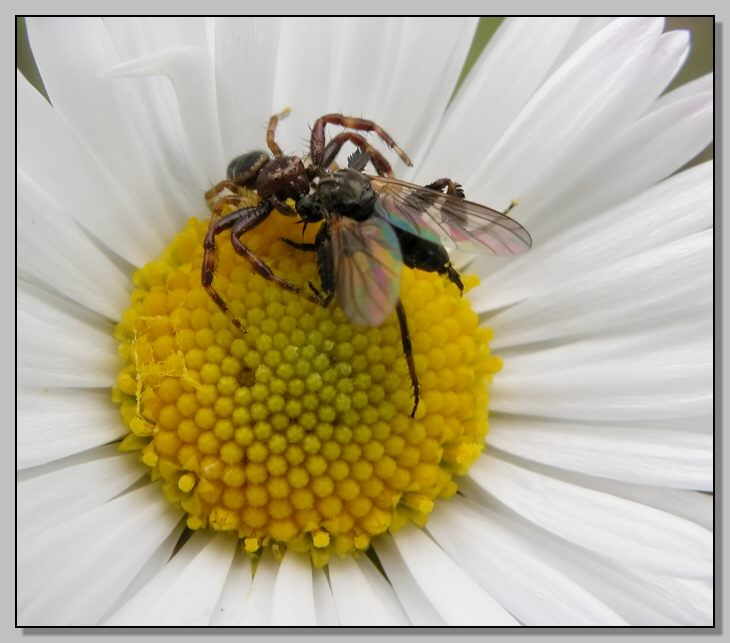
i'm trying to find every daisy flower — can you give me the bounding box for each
[18,16,713,626]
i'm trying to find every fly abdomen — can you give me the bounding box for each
[394,228,463,293]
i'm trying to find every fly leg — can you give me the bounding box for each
[423,178,466,293]
[305,224,335,307]
[425,178,519,215]
[424,178,465,199]
[395,300,419,418]
[280,239,318,252]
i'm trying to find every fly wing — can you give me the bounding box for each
[330,214,403,327]
[370,175,532,255]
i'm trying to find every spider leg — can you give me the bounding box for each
[310,113,412,168]
[270,196,296,216]
[321,133,394,177]
[209,194,250,218]
[266,107,291,158]
[202,207,263,333]
[205,179,243,208]
[395,300,419,418]
[230,204,312,299]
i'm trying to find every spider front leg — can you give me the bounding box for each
[230,204,307,298]
[202,206,268,333]
[321,133,394,176]
[266,107,291,158]
[310,113,412,168]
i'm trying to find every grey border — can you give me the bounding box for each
[9,3,727,641]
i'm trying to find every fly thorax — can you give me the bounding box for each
[318,169,376,220]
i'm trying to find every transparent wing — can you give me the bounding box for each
[370,175,532,255]
[330,214,403,327]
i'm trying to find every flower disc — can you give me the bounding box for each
[113,197,501,565]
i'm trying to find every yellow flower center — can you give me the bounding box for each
[113,194,501,566]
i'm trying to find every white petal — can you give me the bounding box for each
[508,469,714,531]
[103,16,209,55]
[120,534,236,625]
[18,387,125,469]
[18,448,143,533]
[18,169,130,320]
[491,324,711,422]
[213,18,282,162]
[100,522,184,623]
[209,551,254,626]
[547,17,616,69]
[528,517,712,625]
[312,567,340,625]
[489,230,712,348]
[273,17,477,173]
[467,18,668,209]
[271,18,339,156]
[18,285,118,388]
[19,484,180,625]
[240,549,278,625]
[327,555,408,625]
[17,72,166,265]
[427,497,627,625]
[467,455,713,578]
[471,160,712,309]
[487,418,712,490]
[102,46,225,185]
[103,530,206,624]
[25,18,174,230]
[456,497,711,625]
[650,71,713,112]
[319,18,402,120]
[373,535,447,625]
[103,17,212,215]
[628,572,713,624]
[416,17,580,182]
[460,459,713,533]
[153,536,236,627]
[532,91,712,240]
[385,528,519,625]
[355,555,411,624]
[366,17,478,167]
[271,551,316,625]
